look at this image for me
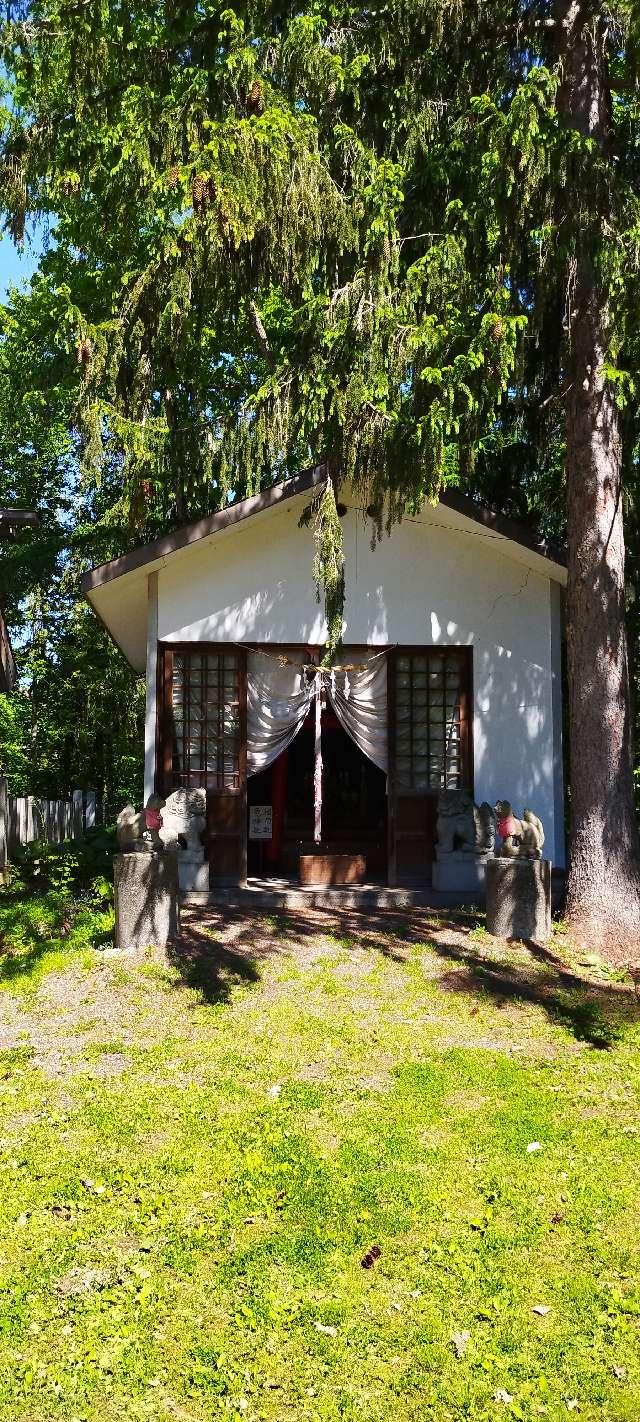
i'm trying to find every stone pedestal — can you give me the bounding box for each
[432,853,490,894]
[114,852,179,953]
[486,857,551,943]
[177,850,210,893]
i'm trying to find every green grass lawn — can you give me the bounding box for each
[0,902,639,1421]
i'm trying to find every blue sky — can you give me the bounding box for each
[0,233,41,299]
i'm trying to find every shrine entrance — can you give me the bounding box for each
[158,642,473,889]
[247,702,388,881]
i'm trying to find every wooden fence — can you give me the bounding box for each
[0,778,96,875]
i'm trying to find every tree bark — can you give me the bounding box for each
[556,1,640,957]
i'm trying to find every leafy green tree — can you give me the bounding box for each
[0,691,32,787]
[0,529,145,819]
[0,277,144,815]
[2,1,640,952]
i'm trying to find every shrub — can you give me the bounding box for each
[9,827,116,902]
[0,830,117,984]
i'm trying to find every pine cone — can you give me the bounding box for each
[247,79,264,114]
[76,337,94,367]
[192,174,206,210]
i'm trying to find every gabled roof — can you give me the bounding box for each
[81,462,565,596]
[81,463,566,670]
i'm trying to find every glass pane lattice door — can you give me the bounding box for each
[388,647,472,885]
[161,646,247,885]
[394,651,468,791]
[169,651,241,789]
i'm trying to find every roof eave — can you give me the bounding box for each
[81,470,566,598]
[80,464,328,596]
[439,489,565,571]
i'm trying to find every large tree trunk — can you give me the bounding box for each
[557,1,640,957]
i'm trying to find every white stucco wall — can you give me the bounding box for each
[154,493,565,865]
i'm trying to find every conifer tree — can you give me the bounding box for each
[2,0,640,952]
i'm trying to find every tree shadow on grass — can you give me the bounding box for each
[168,902,435,1004]
[225,905,431,964]
[170,904,640,1047]
[0,898,113,989]
[428,930,640,1049]
[168,912,264,1005]
[0,939,64,987]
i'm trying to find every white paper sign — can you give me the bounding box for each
[249,805,273,841]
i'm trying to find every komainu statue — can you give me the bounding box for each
[159,787,208,892]
[436,790,496,859]
[159,788,206,854]
[116,794,166,852]
[495,800,545,859]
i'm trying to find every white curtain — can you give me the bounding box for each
[246,648,388,778]
[247,654,314,775]
[326,653,388,772]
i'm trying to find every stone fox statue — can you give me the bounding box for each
[116,795,165,852]
[495,801,545,859]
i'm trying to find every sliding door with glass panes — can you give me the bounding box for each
[388,648,472,883]
[160,646,247,884]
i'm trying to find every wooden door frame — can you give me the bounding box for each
[157,640,474,886]
[387,645,474,886]
[156,642,247,885]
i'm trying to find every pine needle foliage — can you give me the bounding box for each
[0,3,572,630]
[1,3,640,638]
[300,477,346,661]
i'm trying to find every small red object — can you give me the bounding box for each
[497,814,518,841]
[145,808,163,831]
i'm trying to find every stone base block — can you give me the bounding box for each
[178,853,210,893]
[432,856,488,893]
[486,857,551,943]
[114,852,179,953]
